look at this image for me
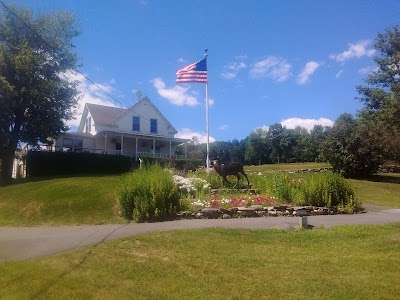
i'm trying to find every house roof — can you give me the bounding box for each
[83,97,178,134]
[86,103,126,126]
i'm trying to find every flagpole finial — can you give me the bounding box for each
[204,48,208,57]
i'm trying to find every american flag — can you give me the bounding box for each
[176,57,207,83]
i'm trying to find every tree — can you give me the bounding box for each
[357,25,400,126]
[244,128,270,165]
[356,25,400,161]
[0,4,80,182]
[279,128,299,163]
[322,114,386,178]
[268,123,284,164]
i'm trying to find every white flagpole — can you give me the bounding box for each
[205,49,210,169]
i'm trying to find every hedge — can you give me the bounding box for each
[26,151,132,177]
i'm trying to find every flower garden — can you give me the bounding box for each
[117,164,361,222]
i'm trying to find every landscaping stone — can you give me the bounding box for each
[285,208,294,216]
[237,207,259,217]
[201,208,221,219]
[268,209,278,216]
[249,205,264,211]
[177,211,193,219]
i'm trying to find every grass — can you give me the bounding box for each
[0,163,399,226]
[349,174,400,208]
[0,175,125,226]
[244,162,331,173]
[1,224,400,299]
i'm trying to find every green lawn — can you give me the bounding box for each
[245,162,331,173]
[349,174,400,208]
[1,225,400,299]
[0,175,125,226]
[1,164,400,226]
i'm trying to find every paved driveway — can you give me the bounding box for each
[1,206,400,262]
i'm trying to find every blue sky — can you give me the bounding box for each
[11,0,400,142]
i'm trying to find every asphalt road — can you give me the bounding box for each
[1,205,400,262]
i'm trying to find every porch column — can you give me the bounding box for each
[104,133,107,154]
[135,137,138,160]
[152,139,156,156]
[121,135,124,155]
[169,140,172,158]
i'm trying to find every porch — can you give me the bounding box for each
[54,131,190,160]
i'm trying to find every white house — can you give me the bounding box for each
[53,96,190,160]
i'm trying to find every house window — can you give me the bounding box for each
[151,144,161,153]
[63,138,72,148]
[150,119,158,134]
[73,139,83,152]
[86,117,91,133]
[115,143,121,151]
[132,116,140,131]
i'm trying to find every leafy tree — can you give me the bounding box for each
[268,123,284,163]
[357,25,400,127]
[322,114,386,177]
[0,4,80,182]
[280,128,299,163]
[356,25,400,161]
[244,128,270,165]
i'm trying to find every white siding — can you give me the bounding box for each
[116,100,172,137]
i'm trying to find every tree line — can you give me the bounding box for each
[181,123,329,166]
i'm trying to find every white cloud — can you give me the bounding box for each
[138,0,149,5]
[329,40,376,62]
[177,57,187,64]
[175,128,216,143]
[218,124,229,130]
[297,61,320,85]
[280,117,334,131]
[221,60,247,79]
[63,70,121,128]
[151,77,199,106]
[335,70,343,78]
[250,56,292,82]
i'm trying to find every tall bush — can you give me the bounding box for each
[270,172,360,213]
[117,165,180,222]
[272,172,300,203]
[300,173,357,208]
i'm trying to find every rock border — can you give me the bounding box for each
[177,205,343,220]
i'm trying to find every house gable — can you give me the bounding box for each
[115,97,178,137]
[75,97,178,139]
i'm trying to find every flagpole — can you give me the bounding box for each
[205,49,210,170]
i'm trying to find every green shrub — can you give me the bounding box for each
[299,173,359,210]
[117,165,180,222]
[268,172,360,213]
[272,172,298,203]
[247,172,274,196]
[186,169,224,189]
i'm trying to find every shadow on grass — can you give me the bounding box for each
[355,174,400,184]
[1,173,125,187]
[30,223,129,299]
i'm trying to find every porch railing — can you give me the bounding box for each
[47,146,187,159]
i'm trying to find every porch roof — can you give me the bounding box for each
[96,130,190,145]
